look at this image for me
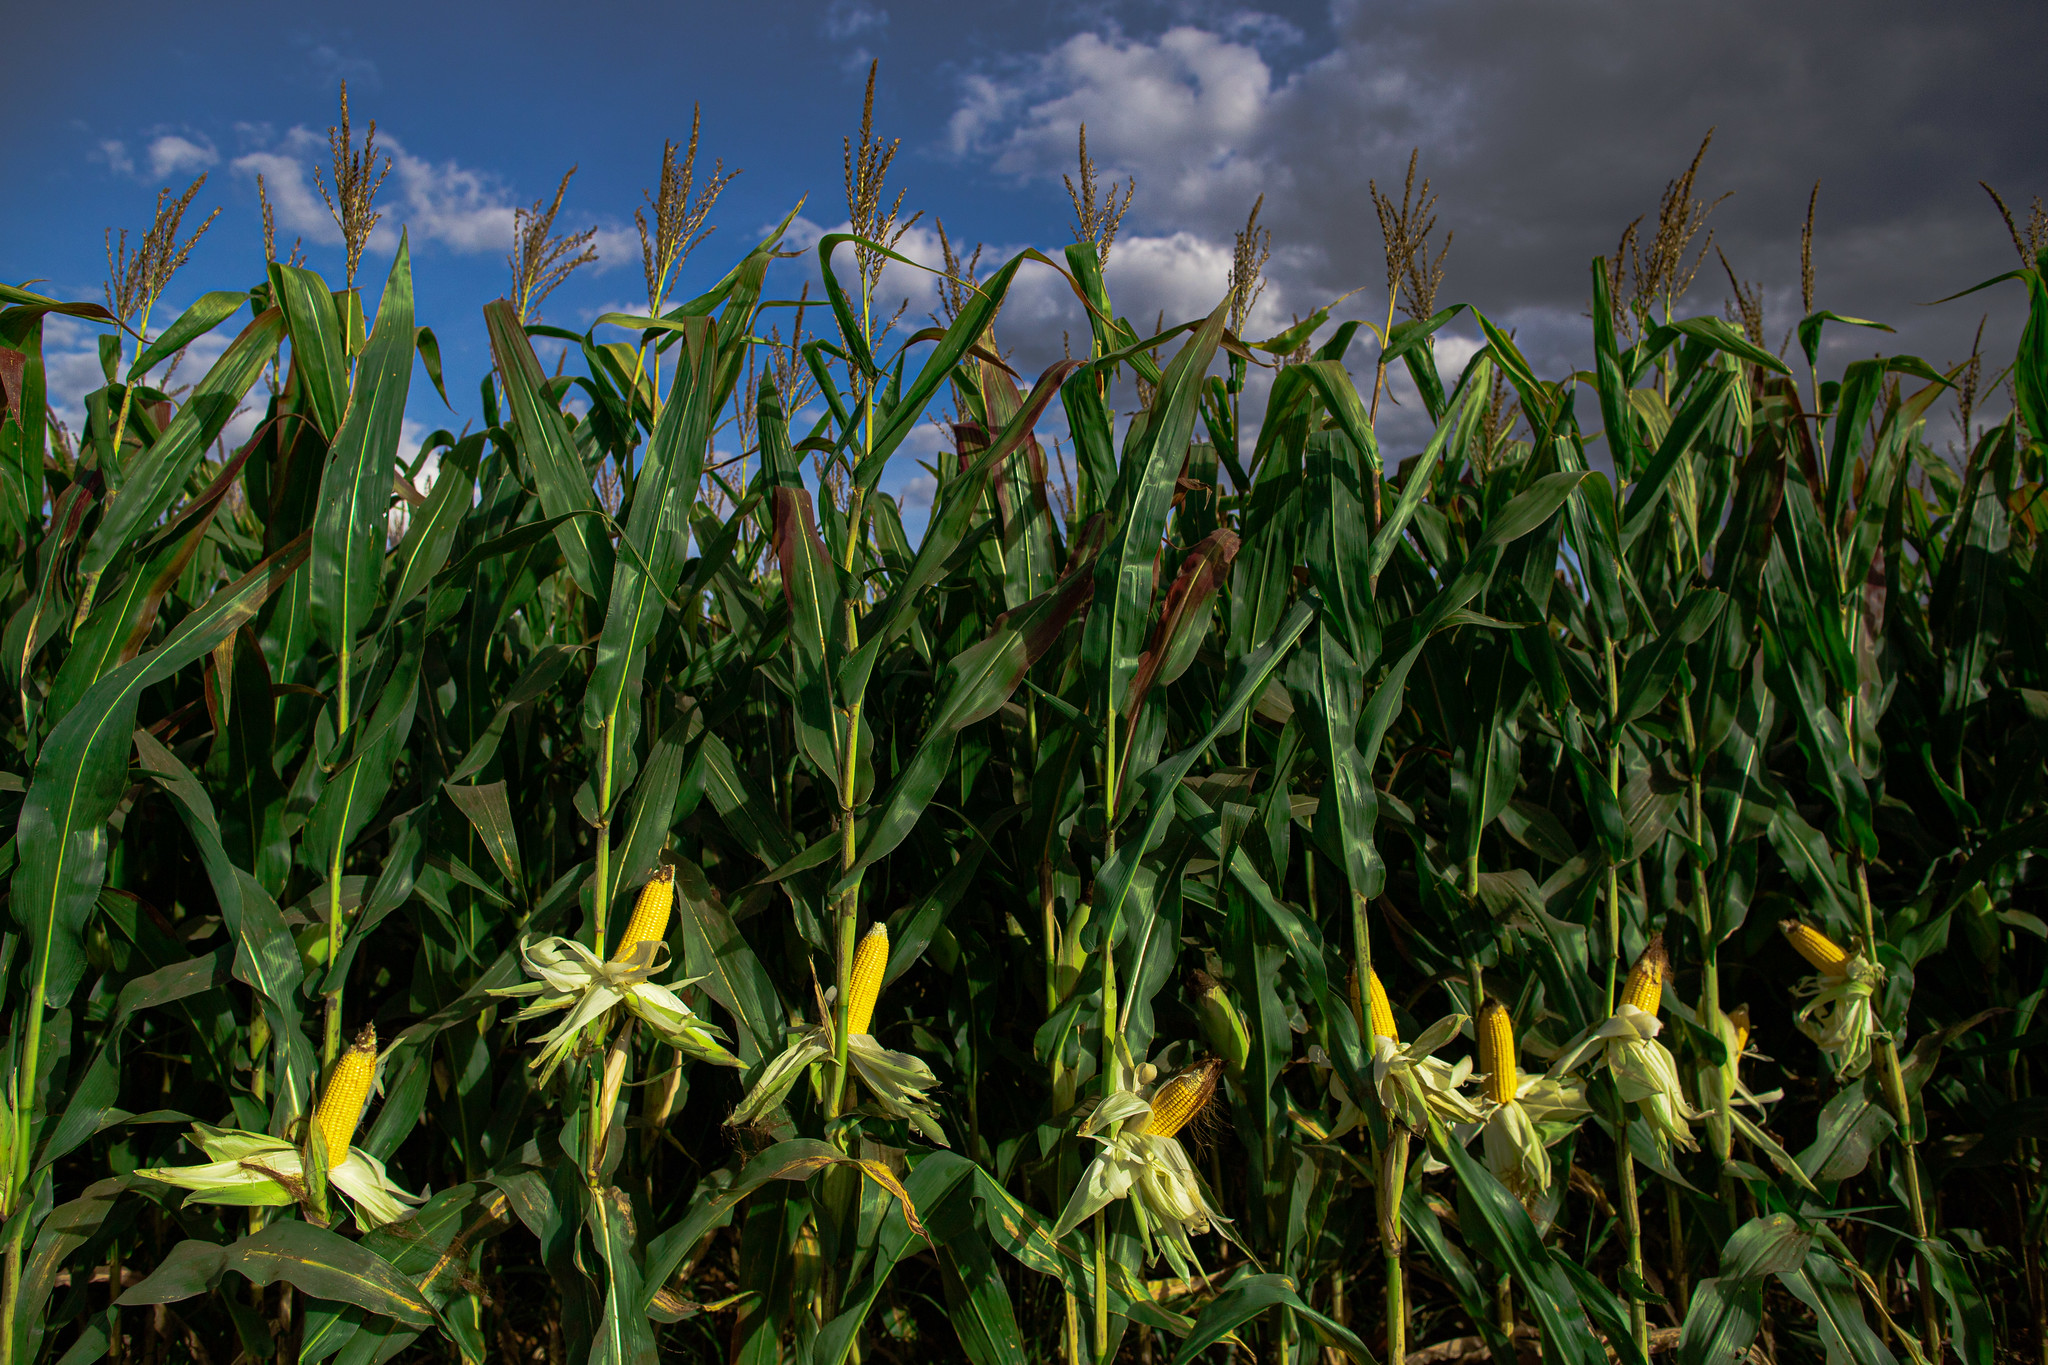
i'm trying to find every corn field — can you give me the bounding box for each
[0,93,2044,1365]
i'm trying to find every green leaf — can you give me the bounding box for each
[311,236,413,668]
[483,298,612,599]
[1677,1277,1764,1365]
[1779,1252,1898,1365]
[226,1222,436,1327]
[672,857,782,1065]
[129,290,251,383]
[382,432,482,630]
[11,534,307,1012]
[1719,1214,1813,1280]
[1437,1123,1621,1365]
[1083,293,1230,732]
[443,780,522,890]
[75,306,285,592]
[269,264,349,437]
[1169,1273,1373,1365]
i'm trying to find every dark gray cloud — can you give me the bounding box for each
[951,0,2047,451]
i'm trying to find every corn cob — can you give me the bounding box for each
[314,1024,377,1170]
[1366,968,1399,1044]
[1780,920,1851,977]
[1478,999,1517,1105]
[611,865,676,964]
[844,922,890,1039]
[1190,970,1251,1076]
[1136,1059,1221,1139]
[1622,936,1668,1017]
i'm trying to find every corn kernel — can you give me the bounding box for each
[1622,936,1668,1017]
[315,1024,377,1170]
[1478,999,1517,1105]
[612,865,676,964]
[1366,969,1399,1044]
[1136,1059,1220,1139]
[1780,920,1850,976]
[845,922,889,1039]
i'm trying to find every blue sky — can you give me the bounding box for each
[6,0,2041,522]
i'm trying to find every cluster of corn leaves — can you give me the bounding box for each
[0,208,2043,1365]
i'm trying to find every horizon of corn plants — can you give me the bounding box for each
[0,79,2044,1365]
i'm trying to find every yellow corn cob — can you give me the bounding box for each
[844,922,889,1039]
[1366,969,1399,1044]
[1780,920,1850,977]
[314,1024,377,1170]
[611,865,676,964]
[1137,1059,1221,1139]
[1728,1004,1752,1057]
[1478,999,1517,1105]
[1621,936,1668,1017]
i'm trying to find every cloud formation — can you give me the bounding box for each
[950,0,2047,447]
[147,134,219,179]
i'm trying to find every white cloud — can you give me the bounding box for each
[895,471,937,510]
[949,26,1275,221]
[231,130,342,247]
[824,0,887,39]
[148,134,219,179]
[97,140,135,177]
[590,226,641,277]
[303,41,380,88]
[225,125,640,281]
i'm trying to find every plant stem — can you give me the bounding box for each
[590,1019,637,1185]
[1367,294,1398,524]
[1092,1212,1111,1364]
[830,271,878,1122]
[593,717,613,961]
[1665,1183,1690,1316]
[324,843,345,1065]
[1380,1131,1410,1365]
[1615,1096,1649,1357]
[1603,636,1623,1016]
[1681,691,1733,1165]
[323,632,361,1067]
[1857,859,1941,1360]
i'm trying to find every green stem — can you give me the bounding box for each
[323,842,345,1065]
[323,635,358,1067]
[1603,635,1624,1016]
[1665,1183,1692,1316]
[830,277,877,1122]
[1380,1131,1410,1365]
[1092,1212,1111,1364]
[1615,1095,1649,1357]
[0,1237,18,1365]
[1857,859,1941,1361]
[1681,692,1733,1164]
[593,717,614,961]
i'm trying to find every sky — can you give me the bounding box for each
[5,0,2044,525]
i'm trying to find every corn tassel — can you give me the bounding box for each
[1367,968,1399,1044]
[612,865,676,964]
[1136,1059,1220,1139]
[315,1024,377,1170]
[1622,937,1668,1017]
[1780,920,1851,977]
[844,922,889,1039]
[1477,1000,1516,1105]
